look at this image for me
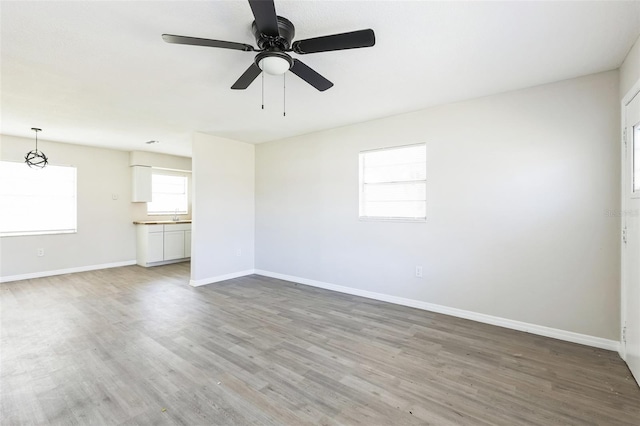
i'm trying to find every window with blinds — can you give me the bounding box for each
[359,144,426,221]
[0,161,77,236]
[147,171,189,215]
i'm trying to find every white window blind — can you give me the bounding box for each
[0,161,77,236]
[359,144,426,221]
[147,172,189,215]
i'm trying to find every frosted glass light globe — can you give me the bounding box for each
[258,56,290,75]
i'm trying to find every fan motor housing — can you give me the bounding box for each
[252,16,295,50]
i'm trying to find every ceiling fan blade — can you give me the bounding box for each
[231,63,262,90]
[292,29,375,54]
[290,59,333,92]
[248,0,280,37]
[162,34,255,51]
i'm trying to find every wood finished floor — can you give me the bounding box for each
[1,263,639,425]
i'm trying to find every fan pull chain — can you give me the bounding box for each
[261,72,264,110]
[283,73,286,117]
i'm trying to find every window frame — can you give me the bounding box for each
[358,143,427,223]
[146,169,191,216]
[0,160,78,237]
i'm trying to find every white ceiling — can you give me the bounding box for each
[2,1,639,157]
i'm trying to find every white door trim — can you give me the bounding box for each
[620,79,640,360]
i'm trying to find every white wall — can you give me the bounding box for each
[255,71,621,341]
[620,34,640,99]
[0,135,136,279]
[190,132,254,286]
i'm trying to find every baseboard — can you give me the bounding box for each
[254,269,619,352]
[189,269,256,287]
[0,260,137,283]
[139,258,190,268]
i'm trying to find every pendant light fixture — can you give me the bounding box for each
[25,127,48,168]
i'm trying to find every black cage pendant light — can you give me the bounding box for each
[25,127,48,168]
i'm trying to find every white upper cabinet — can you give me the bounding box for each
[131,165,152,202]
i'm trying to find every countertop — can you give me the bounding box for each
[133,220,192,225]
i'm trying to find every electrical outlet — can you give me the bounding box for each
[415,266,423,278]
[37,248,44,257]
[236,249,242,257]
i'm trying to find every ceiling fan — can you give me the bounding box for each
[162,0,375,92]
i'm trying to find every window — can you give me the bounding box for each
[359,144,426,221]
[0,161,77,236]
[147,171,189,215]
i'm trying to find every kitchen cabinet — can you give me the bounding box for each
[185,230,192,258]
[147,230,165,263]
[131,165,152,202]
[164,224,190,260]
[135,223,191,267]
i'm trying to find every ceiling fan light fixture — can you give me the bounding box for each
[255,51,293,76]
[163,0,376,91]
[258,55,291,75]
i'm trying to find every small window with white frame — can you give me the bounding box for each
[147,170,189,215]
[0,160,77,236]
[359,144,426,221]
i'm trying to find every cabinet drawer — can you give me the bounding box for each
[164,223,191,232]
[145,224,165,233]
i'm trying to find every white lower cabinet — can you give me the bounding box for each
[185,230,192,258]
[147,231,165,262]
[164,226,187,260]
[136,223,191,267]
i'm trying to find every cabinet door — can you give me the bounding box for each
[148,232,164,262]
[185,230,192,258]
[164,230,185,260]
[131,166,152,202]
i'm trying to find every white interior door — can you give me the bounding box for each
[622,91,640,385]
